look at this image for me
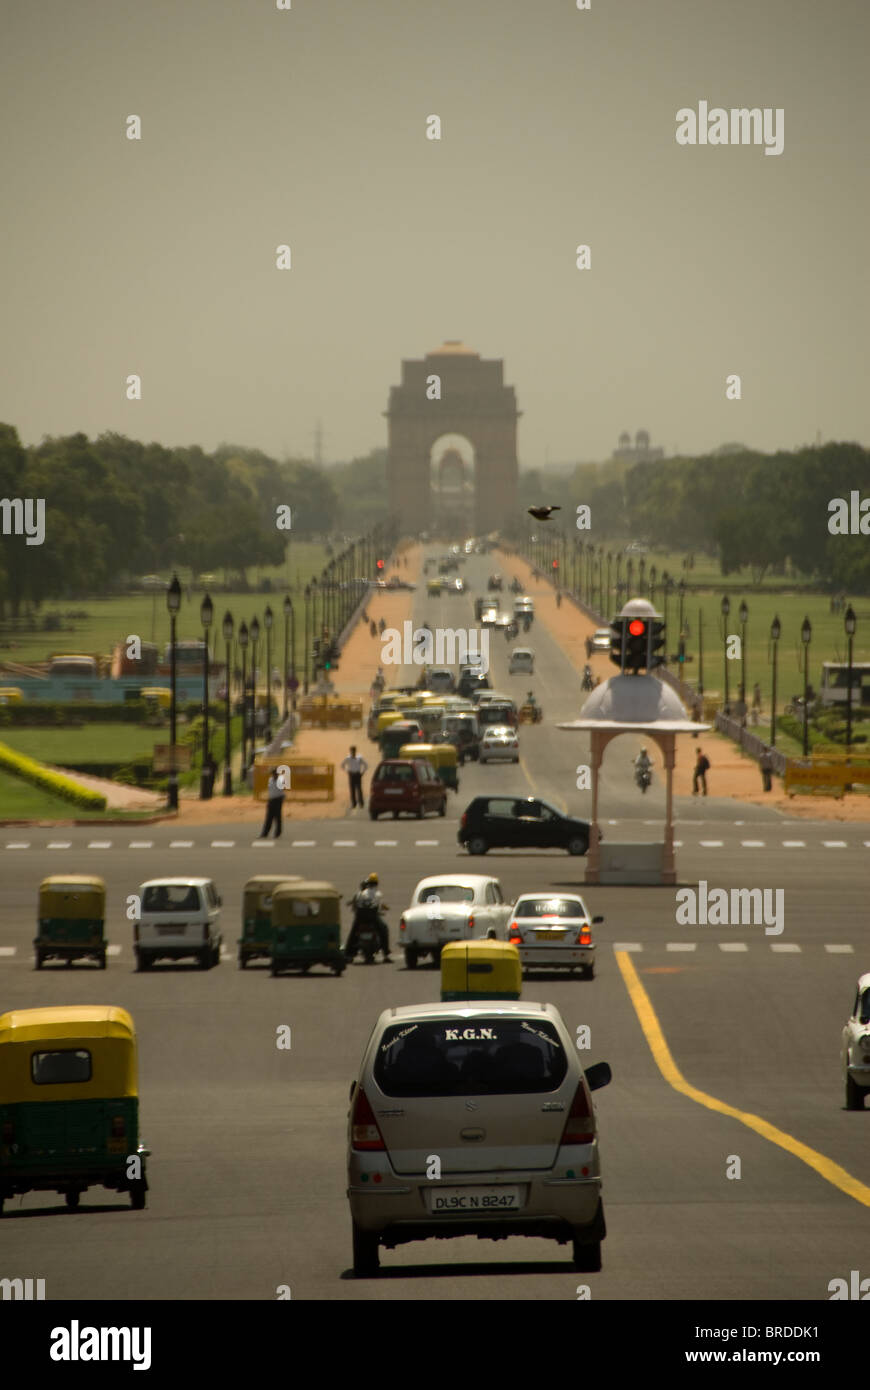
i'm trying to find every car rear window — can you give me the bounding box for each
[375,763,414,781]
[374,1018,568,1096]
[31,1049,92,1085]
[515,898,588,918]
[143,885,200,912]
[417,885,474,904]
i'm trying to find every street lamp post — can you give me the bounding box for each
[697,608,704,697]
[303,585,311,694]
[238,621,249,778]
[721,595,731,714]
[264,605,273,743]
[649,564,657,604]
[845,605,857,757]
[283,596,291,722]
[250,616,260,769]
[199,593,213,799]
[678,578,686,636]
[606,552,612,615]
[662,574,672,662]
[801,616,812,757]
[166,574,181,811]
[769,614,781,748]
[222,611,233,796]
[739,601,749,717]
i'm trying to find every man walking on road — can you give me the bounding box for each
[259,768,285,838]
[693,747,710,796]
[342,747,368,808]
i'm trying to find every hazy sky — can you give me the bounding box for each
[2,0,867,468]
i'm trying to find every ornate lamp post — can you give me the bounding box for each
[649,563,657,604]
[720,595,731,714]
[303,585,311,693]
[238,621,248,777]
[166,574,181,810]
[801,616,812,757]
[845,605,857,756]
[739,600,749,715]
[769,614,781,748]
[199,592,213,799]
[283,595,292,721]
[222,611,233,796]
[263,605,273,743]
[250,616,260,767]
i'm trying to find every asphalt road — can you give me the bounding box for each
[1,546,867,1300]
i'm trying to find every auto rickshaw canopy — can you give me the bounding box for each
[270,880,342,928]
[243,874,303,919]
[377,709,405,734]
[400,742,457,770]
[38,876,106,919]
[0,1006,138,1103]
[440,941,522,1001]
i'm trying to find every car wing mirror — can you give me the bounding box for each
[592,915,604,924]
[584,1061,612,1092]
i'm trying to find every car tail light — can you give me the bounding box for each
[351,1088,386,1151]
[576,926,592,945]
[560,1083,595,1145]
[468,914,475,931]
[110,1115,126,1138]
[399,917,406,933]
[508,922,522,943]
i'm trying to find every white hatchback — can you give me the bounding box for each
[842,973,870,1110]
[479,725,519,763]
[347,1000,611,1275]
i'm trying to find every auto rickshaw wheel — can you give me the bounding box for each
[98,952,107,970]
[65,1191,80,1210]
[572,1238,601,1273]
[199,949,210,970]
[35,952,43,970]
[352,1221,380,1276]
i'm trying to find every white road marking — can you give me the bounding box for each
[107,944,122,956]
[128,841,153,849]
[719,942,748,952]
[782,841,806,848]
[292,840,316,847]
[823,841,848,848]
[608,819,619,825]
[88,841,112,849]
[700,840,724,847]
[170,840,194,848]
[612,942,642,952]
[770,943,801,952]
[48,841,72,848]
[333,840,357,846]
[673,841,683,848]
[252,840,276,848]
[825,944,854,954]
[5,842,30,849]
[0,946,16,956]
[374,840,398,846]
[666,942,696,952]
[416,840,439,846]
[741,840,765,848]
[211,840,235,848]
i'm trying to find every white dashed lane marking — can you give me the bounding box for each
[612,942,643,952]
[5,842,29,849]
[782,841,806,848]
[333,840,357,847]
[374,840,398,846]
[825,944,854,954]
[718,942,748,952]
[823,841,848,848]
[700,841,723,848]
[48,841,72,848]
[211,840,235,848]
[252,840,275,848]
[741,841,765,848]
[170,840,194,848]
[770,943,801,952]
[666,943,696,952]
[128,841,153,849]
[416,840,439,846]
[292,840,316,847]
[87,841,112,849]
[0,946,16,957]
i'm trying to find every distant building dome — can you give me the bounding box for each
[618,431,631,447]
[635,429,650,450]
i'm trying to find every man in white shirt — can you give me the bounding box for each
[341,746,368,808]
[259,769,285,838]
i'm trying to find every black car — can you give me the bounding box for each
[458,796,591,857]
[457,669,491,698]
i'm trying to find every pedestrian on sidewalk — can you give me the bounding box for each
[752,682,762,712]
[760,748,773,792]
[342,746,368,808]
[259,769,285,838]
[692,748,710,796]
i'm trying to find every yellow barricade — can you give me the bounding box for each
[297,697,363,729]
[784,762,870,798]
[253,757,334,801]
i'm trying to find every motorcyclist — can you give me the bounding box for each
[582,664,594,690]
[634,747,653,786]
[526,690,536,706]
[345,872,391,962]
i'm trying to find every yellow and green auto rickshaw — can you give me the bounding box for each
[380,720,425,760]
[403,705,445,739]
[376,709,405,737]
[399,741,459,791]
[270,880,345,977]
[0,1005,150,1213]
[238,874,303,968]
[35,876,107,970]
[0,687,23,705]
[440,940,522,1002]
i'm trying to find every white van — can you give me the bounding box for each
[508,647,535,674]
[135,877,222,971]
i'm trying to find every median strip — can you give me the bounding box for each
[615,949,870,1208]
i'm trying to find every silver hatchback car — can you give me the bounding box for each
[347,1000,611,1275]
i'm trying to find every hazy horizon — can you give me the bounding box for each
[2,0,867,468]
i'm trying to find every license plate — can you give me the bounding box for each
[535,929,564,940]
[384,789,402,795]
[157,924,184,935]
[429,1185,522,1213]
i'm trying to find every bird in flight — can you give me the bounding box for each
[528,505,561,521]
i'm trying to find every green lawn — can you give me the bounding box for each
[0,724,166,764]
[0,541,332,667]
[0,769,157,821]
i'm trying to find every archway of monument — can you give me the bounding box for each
[429,433,476,532]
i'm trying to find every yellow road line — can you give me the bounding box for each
[614,949,870,1208]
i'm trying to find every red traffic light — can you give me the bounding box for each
[376,559,384,571]
[552,559,559,569]
[628,619,646,636]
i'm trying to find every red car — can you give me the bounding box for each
[369,759,447,820]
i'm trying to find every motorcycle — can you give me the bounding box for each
[345,901,389,964]
[581,666,595,692]
[635,765,652,794]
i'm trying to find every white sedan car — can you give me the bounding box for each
[479,725,520,763]
[841,972,870,1110]
[508,893,603,978]
[398,874,514,969]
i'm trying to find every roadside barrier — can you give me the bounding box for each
[253,756,334,801]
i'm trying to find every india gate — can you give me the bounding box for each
[385,342,520,534]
